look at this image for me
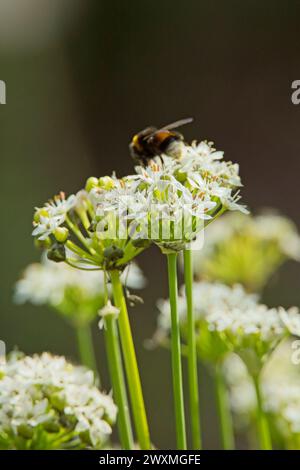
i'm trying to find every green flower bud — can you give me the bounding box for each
[34,237,52,250]
[98,176,115,190]
[50,392,66,412]
[43,420,61,433]
[85,177,99,192]
[174,169,187,183]
[17,424,34,439]
[53,227,69,243]
[33,208,49,223]
[47,243,66,263]
[103,245,124,263]
[131,238,151,249]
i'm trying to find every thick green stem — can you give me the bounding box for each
[104,315,134,449]
[183,249,202,449]
[75,324,98,377]
[167,253,187,450]
[252,374,272,450]
[214,362,235,450]
[110,270,151,450]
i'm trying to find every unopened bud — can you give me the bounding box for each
[54,227,69,243]
[47,243,66,263]
[17,424,34,439]
[98,176,115,190]
[33,208,49,223]
[34,237,52,250]
[85,177,99,192]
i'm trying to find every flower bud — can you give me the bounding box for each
[17,424,34,439]
[47,243,66,263]
[131,238,151,249]
[53,227,69,243]
[50,392,66,412]
[85,177,99,192]
[33,208,49,223]
[98,176,115,190]
[103,245,124,263]
[43,420,61,433]
[34,237,52,250]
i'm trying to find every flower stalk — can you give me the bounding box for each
[110,269,151,450]
[102,272,134,449]
[214,362,235,450]
[183,249,202,449]
[252,374,272,450]
[75,324,98,376]
[167,252,187,450]
[104,315,134,449]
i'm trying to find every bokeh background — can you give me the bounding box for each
[1,0,300,449]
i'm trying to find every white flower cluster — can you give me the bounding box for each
[191,211,300,277]
[32,138,247,265]
[87,142,246,250]
[157,282,258,334]
[224,342,300,439]
[14,254,146,307]
[0,353,117,449]
[32,192,77,241]
[156,281,300,365]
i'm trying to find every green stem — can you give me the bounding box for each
[102,271,133,449]
[167,253,187,450]
[214,362,235,450]
[183,249,202,449]
[66,215,97,256]
[75,324,98,377]
[110,270,151,450]
[104,315,134,449]
[252,374,272,450]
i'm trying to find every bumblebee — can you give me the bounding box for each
[129,118,193,166]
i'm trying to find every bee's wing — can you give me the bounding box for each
[162,117,193,131]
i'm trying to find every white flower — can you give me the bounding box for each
[0,353,117,449]
[32,193,77,240]
[156,281,300,368]
[157,281,258,334]
[188,210,300,290]
[225,341,300,439]
[98,301,120,329]
[14,254,146,308]
[279,306,300,337]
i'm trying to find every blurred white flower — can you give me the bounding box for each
[188,210,300,291]
[0,352,117,449]
[14,254,146,308]
[157,281,258,334]
[32,192,77,240]
[156,281,300,370]
[224,341,300,443]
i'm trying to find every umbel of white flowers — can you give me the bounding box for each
[0,353,117,450]
[224,342,300,444]
[156,281,300,372]
[14,254,145,326]
[31,139,247,265]
[189,210,300,291]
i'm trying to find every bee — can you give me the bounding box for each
[129,117,193,166]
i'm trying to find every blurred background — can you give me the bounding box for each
[1,0,300,449]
